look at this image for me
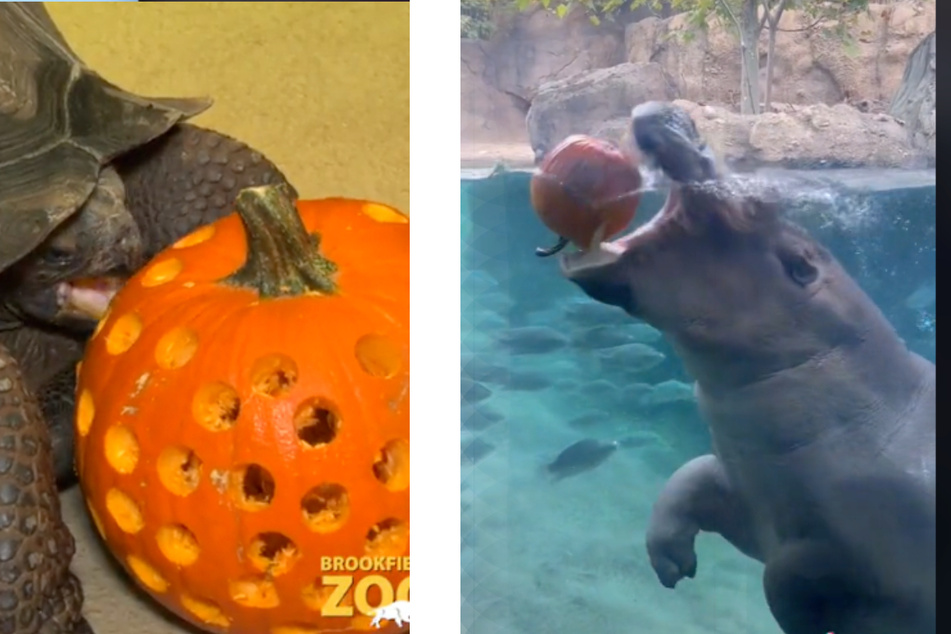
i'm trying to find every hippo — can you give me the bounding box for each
[559,108,936,634]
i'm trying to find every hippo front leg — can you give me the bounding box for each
[646,454,760,588]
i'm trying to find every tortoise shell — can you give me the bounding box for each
[0,3,211,274]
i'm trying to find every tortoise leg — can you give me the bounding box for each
[37,365,79,489]
[115,122,299,256]
[0,327,84,488]
[0,344,92,633]
[67,617,94,634]
[535,236,569,258]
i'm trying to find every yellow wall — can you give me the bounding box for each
[46,2,409,214]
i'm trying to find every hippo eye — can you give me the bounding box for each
[783,255,818,287]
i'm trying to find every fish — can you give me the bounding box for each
[545,438,620,481]
[571,323,662,350]
[497,326,568,355]
[503,371,553,392]
[462,438,496,465]
[562,298,631,328]
[616,431,664,449]
[575,378,621,402]
[462,354,509,383]
[461,403,504,432]
[566,410,613,430]
[597,343,666,373]
[639,379,696,407]
[461,377,492,405]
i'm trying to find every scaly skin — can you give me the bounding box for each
[0,344,89,633]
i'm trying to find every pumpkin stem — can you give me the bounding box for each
[226,184,337,297]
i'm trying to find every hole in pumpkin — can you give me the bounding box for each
[180,594,230,628]
[156,523,200,567]
[105,313,143,355]
[230,464,275,511]
[104,424,140,474]
[127,555,169,593]
[372,439,409,492]
[300,483,350,533]
[76,389,95,437]
[192,382,240,432]
[365,518,409,557]
[228,576,280,609]
[250,354,298,398]
[301,581,337,611]
[173,224,216,249]
[249,532,300,576]
[105,488,144,534]
[361,202,409,224]
[294,399,339,448]
[157,445,202,497]
[141,258,183,287]
[155,327,199,370]
[354,334,402,379]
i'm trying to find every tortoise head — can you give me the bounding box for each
[0,2,213,330]
[1,167,143,331]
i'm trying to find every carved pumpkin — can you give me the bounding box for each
[74,185,409,634]
[530,134,643,256]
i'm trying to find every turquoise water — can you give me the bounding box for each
[459,168,935,633]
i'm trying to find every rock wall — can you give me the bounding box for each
[462,7,629,143]
[526,62,676,158]
[676,100,917,169]
[625,1,935,110]
[889,30,936,160]
[462,1,935,145]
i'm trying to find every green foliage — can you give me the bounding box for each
[461,0,498,39]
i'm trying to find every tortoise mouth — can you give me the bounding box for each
[57,276,125,321]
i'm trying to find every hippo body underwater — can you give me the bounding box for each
[560,104,936,634]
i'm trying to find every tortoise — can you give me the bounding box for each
[0,3,297,632]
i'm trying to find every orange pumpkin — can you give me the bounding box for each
[74,184,409,634]
[530,134,643,256]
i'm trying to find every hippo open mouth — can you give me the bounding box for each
[558,184,693,315]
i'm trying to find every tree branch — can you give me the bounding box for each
[774,13,827,33]
[716,0,743,36]
[765,0,787,29]
[759,0,770,32]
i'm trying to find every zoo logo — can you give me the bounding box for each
[320,574,410,617]
[319,556,410,617]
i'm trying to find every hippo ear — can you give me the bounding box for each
[559,248,633,311]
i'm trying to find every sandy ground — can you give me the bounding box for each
[460,142,535,169]
[62,487,199,634]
